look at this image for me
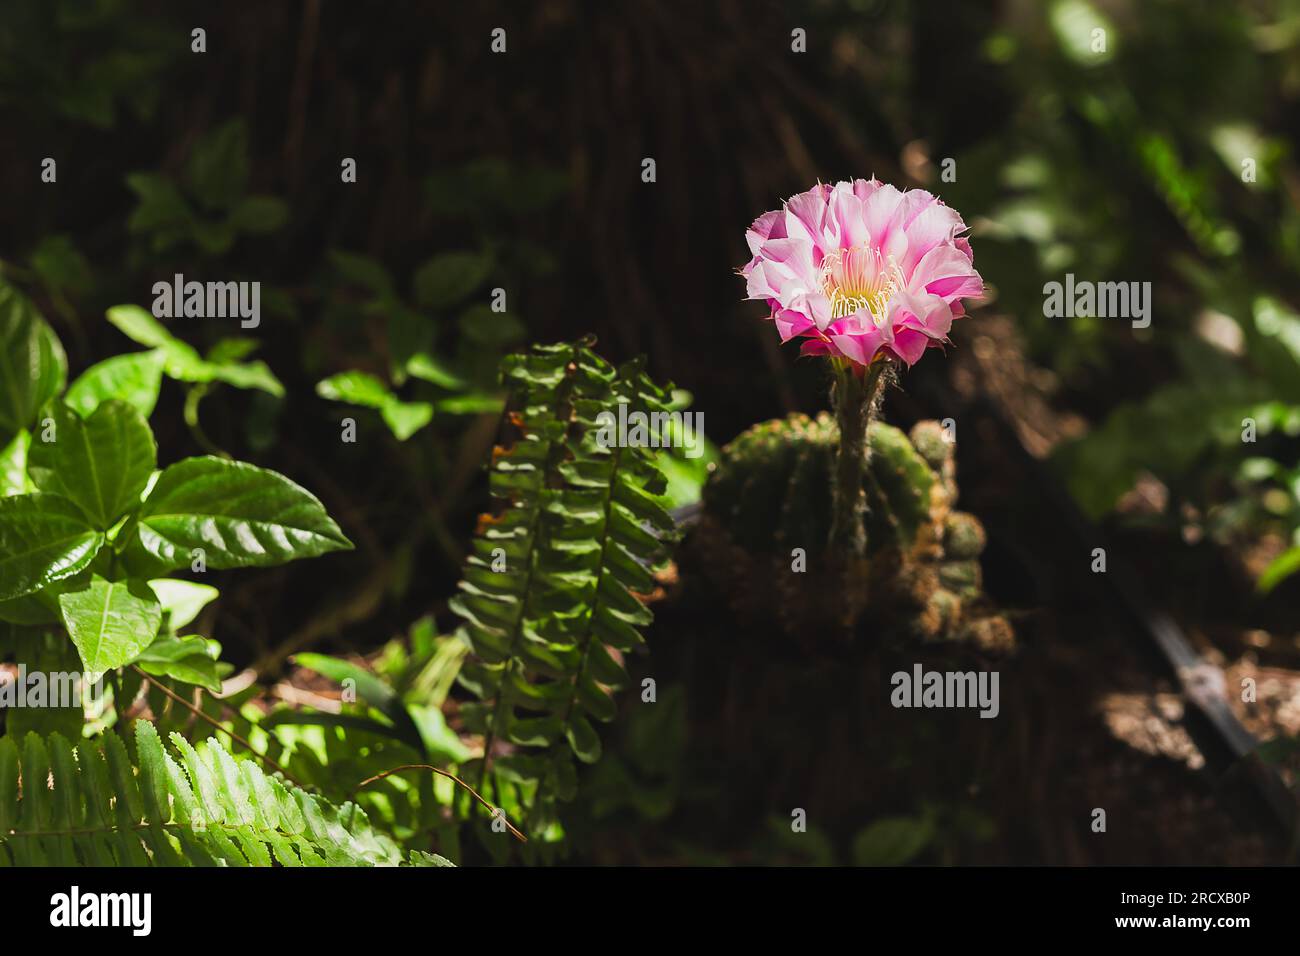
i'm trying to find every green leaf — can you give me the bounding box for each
[228,196,288,233]
[105,305,282,396]
[293,653,399,712]
[287,654,429,755]
[316,371,391,408]
[413,252,493,309]
[1,429,31,496]
[185,119,250,211]
[433,392,503,415]
[446,341,677,826]
[130,456,352,572]
[1,725,440,866]
[1,630,85,741]
[565,714,602,763]
[406,352,468,390]
[0,569,89,626]
[58,574,162,674]
[1258,546,1300,594]
[64,350,166,419]
[28,400,157,529]
[105,304,176,350]
[106,305,209,381]
[136,634,221,692]
[328,250,393,297]
[29,235,92,295]
[459,304,526,348]
[0,282,67,440]
[206,358,284,397]
[0,592,59,625]
[317,373,431,440]
[380,398,433,441]
[125,173,193,239]
[0,494,104,601]
[147,578,219,629]
[408,703,472,763]
[852,815,935,866]
[205,338,259,365]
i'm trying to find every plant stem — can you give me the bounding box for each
[354,765,527,842]
[130,665,302,787]
[827,358,889,558]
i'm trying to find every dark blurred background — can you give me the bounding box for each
[3,0,1300,863]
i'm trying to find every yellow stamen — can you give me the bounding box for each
[822,246,904,326]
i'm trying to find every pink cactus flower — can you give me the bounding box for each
[741,179,983,367]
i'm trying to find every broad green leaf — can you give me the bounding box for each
[125,173,193,237]
[29,235,92,295]
[291,652,426,752]
[136,634,221,692]
[0,570,88,626]
[408,703,472,763]
[205,338,260,365]
[380,398,433,441]
[0,593,59,625]
[413,252,493,309]
[106,304,177,350]
[147,578,219,629]
[0,282,67,440]
[105,305,278,393]
[260,710,411,740]
[316,371,391,409]
[293,653,400,712]
[0,494,104,601]
[1,429,31,496]
[202,340,284,396]
[317,373,430,440]
[65,350,166,419]
[131,456,352,571]
[406,351,468,390]
[207,358,284,397]
[106,305,209,381]
[1,630,84,741]
[28,400,157,529]
[656,447,712,509]
[58,574,162,674]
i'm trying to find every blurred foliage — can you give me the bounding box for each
[3,0,1300,865]
[927,0,1300,593]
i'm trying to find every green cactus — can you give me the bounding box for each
[695,412,1011,651]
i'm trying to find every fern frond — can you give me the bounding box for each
[0,722,450,866]
[452,341,677,838]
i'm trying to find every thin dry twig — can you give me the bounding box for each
[130,665,303,787]
[355,764,527,843]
